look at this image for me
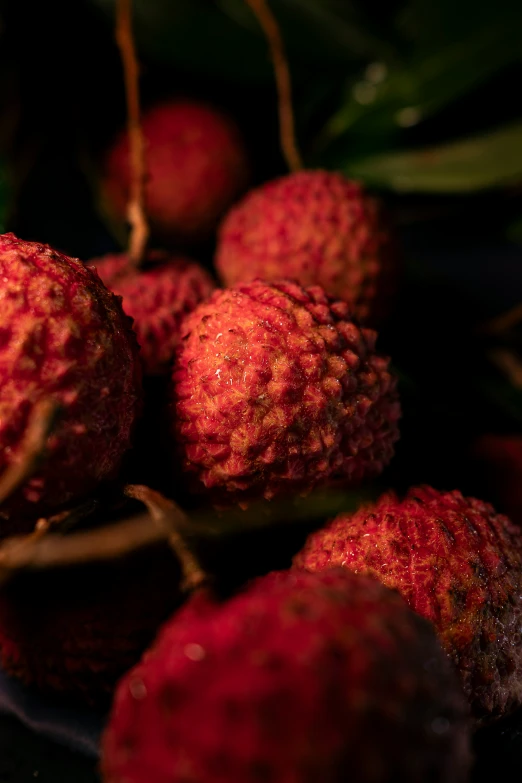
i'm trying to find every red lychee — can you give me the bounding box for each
[103,568,471,783]
[0,233,141,520]
[102,100,250,244]
[215,170,398,323]
[90,251,215,376]
[294,486,522,722]
[171,279,400,506]
[0,543,181,706]
[473,435,522,526]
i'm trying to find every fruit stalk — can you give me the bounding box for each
[115,0,149,265]
[125,485,207,592]
[245,0,303,172]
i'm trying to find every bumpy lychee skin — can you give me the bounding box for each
[103,569,471,783]
[216,170,398,323]
[0,233,141,519]
[90,251,215,376]
[172,279,400,505]
[103,101,250,244]
[0,544,181,706]
[295,486,522,722]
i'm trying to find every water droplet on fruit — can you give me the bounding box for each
[129,678,147,700]
[184,643,206,661]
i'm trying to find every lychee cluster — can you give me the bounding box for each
[216,170,398,323]
[102,569,471,783]
[91,250,215,376]
[172,279,400,505]
[0,76,515,783]
[295,486,522,722]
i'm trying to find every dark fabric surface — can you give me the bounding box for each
[0,713,99,783]
[0,668,102,759]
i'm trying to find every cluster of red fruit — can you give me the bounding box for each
[0,100,519,782]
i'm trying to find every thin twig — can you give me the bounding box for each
[0,513,167,587]
[245,0,303,172]
[115,0,149,265]
[125,485,207,592]
[480,303,522,335]
[0,400,60,506]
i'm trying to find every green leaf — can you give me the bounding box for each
[319,6,522,147]
[339,121,522,193]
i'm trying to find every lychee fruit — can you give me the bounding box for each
[102,568,471,783]
[294,485,522,722]
[0,232,141,520]
[90,250,215,376]
[102,100,250,245]
[0,542,181,706]
[215,170,398,323]
[473,435,522,526]
[172,279,400,506]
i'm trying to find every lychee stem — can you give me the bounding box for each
[124,485,208,593]
[0,399,60,507]
[0,512,165,587]
[0,485,207,595]
[244,0,303,172]
[115,0,149,266]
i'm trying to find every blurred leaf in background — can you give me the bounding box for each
[90,0,522,194]
[317,0,522,177]
[344,121,522,192]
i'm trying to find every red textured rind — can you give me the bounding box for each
[0,233,142,519]
[295,486,522,721]
[216,170,398,324]
[0,545,181,705]
[103,569,471,783]
[172,279,400,505]
[103,101,250,243]
[91,251,215,376]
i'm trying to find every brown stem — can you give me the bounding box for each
[480,303,522,335]
[0,513,166,587]
[0,482,368,589]
[125,485,207,592]
[0,400,60,506]
[115,0,149,266]
[245,0,303,172]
